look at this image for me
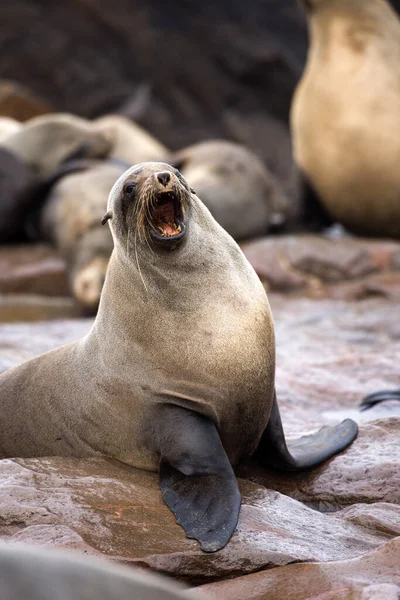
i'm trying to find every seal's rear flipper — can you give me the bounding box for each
[157,405,241,552]
[254,392,358,471]
[360,389,400,411]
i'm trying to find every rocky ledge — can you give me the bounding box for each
[0,261,399,596]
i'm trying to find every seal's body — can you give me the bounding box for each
[39,160,128,312]
[0,117,21,142]
[167,140,290,240]
[94,114,168,165]
[0,163,357,552]
[0,113,113,177]
[291,0,400,239]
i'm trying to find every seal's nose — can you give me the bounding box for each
[156,171,171,187]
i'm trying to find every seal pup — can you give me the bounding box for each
[94,114,168,164]
[37,160,128,313]
[0,162,358,552]
[167,140,290,240]
[291,0,400,239]
[0,542,196,600]
[0,113,114,177]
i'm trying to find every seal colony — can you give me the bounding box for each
[0,163,358,552]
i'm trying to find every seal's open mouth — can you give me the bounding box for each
[149,191,186,243]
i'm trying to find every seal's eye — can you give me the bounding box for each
[175,170,183,180]
[124,183,136,197]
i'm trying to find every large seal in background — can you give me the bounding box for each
[0,113,114,177]
[0,162,358,552]
[167,140,291,240]
[291,0,400,239]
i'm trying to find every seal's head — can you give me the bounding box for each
[103,162,193,251]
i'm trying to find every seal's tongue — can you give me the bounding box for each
[153,200,181,237]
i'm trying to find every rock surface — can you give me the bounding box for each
[2,235,400,304]
[192,537,400,599]
[241,234,400,299]
[0,280,399,593]
[0,457,398,585]
[238,419,400,511]
[0,245,69,296]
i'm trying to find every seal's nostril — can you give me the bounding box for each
[157,171,171,186]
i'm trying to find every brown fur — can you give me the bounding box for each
[93,115,168,165]
[292,0,400,239]
[0,162,275,470]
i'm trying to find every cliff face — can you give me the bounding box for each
[0,0,309,151]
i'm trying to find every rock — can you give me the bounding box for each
[237,420,400,510]
[0,318,91,373]
[0,0,306,200]
[0,80,53,121]
[270,295,400,434]
[0,295,80,326]
[0,245,69,296]
[0,457,398,584]
[192,537,400,599]
[241,235,400,299]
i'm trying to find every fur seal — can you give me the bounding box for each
[0,116,21,141]
[291,0,400,239]
[0,162,358,552]
[167,140,291,240]
[94,114,168,164]
[36,159,129,313]
[0,113,114,177]
[0,542,195,600]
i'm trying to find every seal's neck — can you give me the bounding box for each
[89,206,246,356]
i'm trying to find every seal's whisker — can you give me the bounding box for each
[134,228,148,294]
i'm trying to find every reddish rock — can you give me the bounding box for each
[0,245,69,296]
[192,537,400,600]
[237,420,400,510]
[0,457,397,584]
[0,295,80,325]
[241,235,400,299]
[0,318,91,373]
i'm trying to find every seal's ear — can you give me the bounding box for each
[101,210,112,226]
[190,188,196,195]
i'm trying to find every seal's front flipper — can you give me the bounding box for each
[157,405,241,552]
[360,389,400,411]
[254,392,358,472]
